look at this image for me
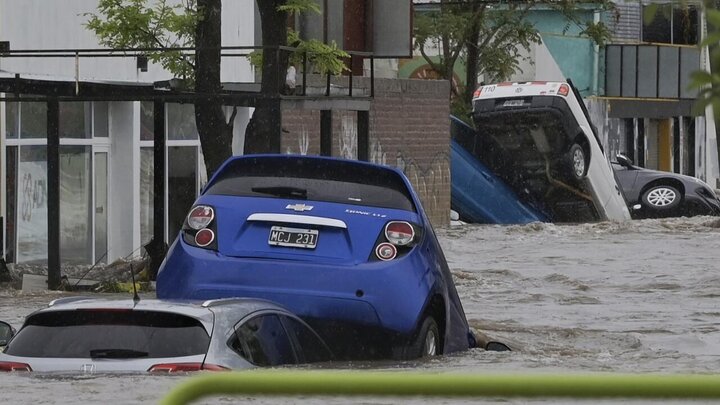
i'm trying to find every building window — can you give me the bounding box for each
[16,146,48,264]
[140,102,202,245]
[4,99,108,265]
[168,146,198,242]
[140,147,154,246]
[20,102,47,139]
[642,4,698,45]
[167,103,199,141]
[94,102,109,138]
[59,102,92,139]
[140,101,154,141]
[5,102,18,139]
[60,146,92,264]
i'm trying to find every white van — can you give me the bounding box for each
[470,81,631,222]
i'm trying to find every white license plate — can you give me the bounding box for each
[268,226,318,249]
[503,99,525,107]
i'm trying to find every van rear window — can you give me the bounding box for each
[205,157,417,212]
[4,310,210,358]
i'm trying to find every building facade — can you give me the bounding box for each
[1,0,453,273]
[407,1,720,190]
[0,0,255,267]
[600,0,719,189]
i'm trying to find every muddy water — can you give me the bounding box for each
[1,216,719,404]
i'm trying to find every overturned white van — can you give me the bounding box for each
[471,81,631,222]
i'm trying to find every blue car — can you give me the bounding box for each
[451,115,550,224]
[157,154,476,360]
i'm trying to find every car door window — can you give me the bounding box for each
[232,314,296,366]
[279,316,333,364]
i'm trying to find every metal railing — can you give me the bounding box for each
[0,44,375,100]
[159,370,720,404]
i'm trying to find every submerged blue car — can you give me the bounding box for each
[157,154,475,360]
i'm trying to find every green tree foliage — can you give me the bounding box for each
[414,0,612,121]
[86,0,198,82]
[85,0,346,174]
[247,5,349,76]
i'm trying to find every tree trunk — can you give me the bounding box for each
[245,0,288,154]
[195,0,233,177]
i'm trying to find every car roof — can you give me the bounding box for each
[206,154,409,188]
[33,296,291,320]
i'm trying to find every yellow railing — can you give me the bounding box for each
[160,370,720,404]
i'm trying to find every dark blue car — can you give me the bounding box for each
[157,154,475,360]
[451,115,549,224]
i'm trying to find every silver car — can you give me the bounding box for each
[0,297,333,373]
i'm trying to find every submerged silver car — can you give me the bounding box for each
[0,297,332,373]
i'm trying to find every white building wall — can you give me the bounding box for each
[0,0,255,83]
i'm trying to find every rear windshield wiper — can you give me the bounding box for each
[251,186,307,199]
[90,348,149,359]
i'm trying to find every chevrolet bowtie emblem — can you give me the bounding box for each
[286,203,313,212]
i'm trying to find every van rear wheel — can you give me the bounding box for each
[567,143,587,180]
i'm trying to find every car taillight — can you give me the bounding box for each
[558,84,570,96]
[183,204,218,250]
[148,362,228,373]
[194,228,215,247]
[370,221,421,261]
[0,361,32,372]
[473,87,482,98]
[385,221,415,246]
[187,205,215,230]
[375,242,398,261]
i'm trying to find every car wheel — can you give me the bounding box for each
[641,185,681,211]
[567,143,587,180]
[407,316,440,359]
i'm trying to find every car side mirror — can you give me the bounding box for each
[0,320,16,347]
[616,154,634,168]
[450,210,460,221]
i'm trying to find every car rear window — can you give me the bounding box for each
[4,310,210,358]
[204,156,417,212]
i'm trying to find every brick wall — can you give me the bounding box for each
[281,77,451,227]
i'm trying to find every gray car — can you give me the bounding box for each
[0,297,333,373]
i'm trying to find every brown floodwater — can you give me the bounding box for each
[1,216,719,404]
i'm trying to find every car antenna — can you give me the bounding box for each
[129,262,140,305]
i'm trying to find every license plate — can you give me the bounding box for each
[268,226,318,249]
[503,99,524,107]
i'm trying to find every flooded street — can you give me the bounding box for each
[2,216,719,403]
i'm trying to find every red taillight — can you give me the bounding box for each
[148,363,228,373]
[558,84,570,96]
[375,242,398,261]
[187,205,215,230]
[385,221,415,246]
[473,87,482,98]
[0,361,32,372]
[194,228,215,247]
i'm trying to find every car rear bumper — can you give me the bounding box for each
[157,239,437,337]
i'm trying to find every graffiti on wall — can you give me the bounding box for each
[286,124,310,155]
[339,115,357,159]
[393,150,450,221]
